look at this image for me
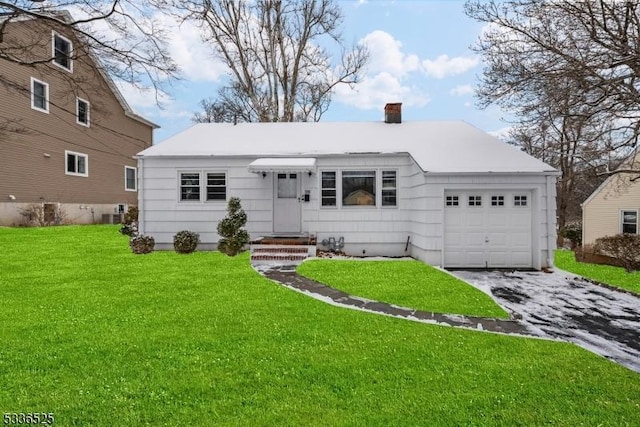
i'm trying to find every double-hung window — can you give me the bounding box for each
[381,170,397,207]
[180,172,201,201]
[125,166,137,191]
[206,172,226,201]
[65,150,88,177]
[621,210,638,234]
[321,172,337,206]
[53,32,72,71]
[31,78,49,113]
[342,170,376,206]
[77,98,90,126]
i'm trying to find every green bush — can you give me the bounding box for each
[173,230,200,254]
[560,222,582,248]
[217,197,249,256]
[130,235,155,254]
[594,234,640,272]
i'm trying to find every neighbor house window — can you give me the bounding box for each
[468,195,482,207]
[621,210,638,234]
[206,172,226,201]
[321,171,337,206]
[125,166,137,191]
[342,171,375,206]
[381,170,397,207]
[65,150,88,177]
[180,172,200,201]
[53,32,72,71]
[77,98,89,126]
[514,195,528,206]
[491,195,505,206]
[445,195,459,207]
[31,78,49,113]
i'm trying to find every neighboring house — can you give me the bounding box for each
[137,104,560,270]
[582,149,640,245]
[0,13,156,226]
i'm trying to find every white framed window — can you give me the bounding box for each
[445,195,459,207]
[77,97,90,126]
[491,195,505,207]
[206,172,226,201]
[65,150,88,177]
[30,77,49,113]
[125,166,137,191]
[621,210,638,234]
[342,170,376,206]
[468,195,482,207]
[179,172,201,201]
[52,32,73,72]
[514,195,528,207]
[321,171,337,207]
[381,170,397,207]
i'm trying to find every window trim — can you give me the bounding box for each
[620,209,638,234]
[178,171,202,202]
[52,31,73,72]
[124,166,137,192]
[76,97,90,126]
[65,150,88,177]
[30,77,49,113]
[205,171,227,202]
[381,170,398,208]
[320,170,338,208]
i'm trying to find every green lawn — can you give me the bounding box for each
[555,249,640,294]
[1,226,639,426]
[298,259,509,319]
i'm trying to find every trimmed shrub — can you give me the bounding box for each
[130,235,155,254]
[217,197,249,256]
[560,222,582,249]
[120,223,138,237]
[173,230,200,254]
[594,234,640,272]
[123,206,138,225]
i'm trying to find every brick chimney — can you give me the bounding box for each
[384,103,402,124]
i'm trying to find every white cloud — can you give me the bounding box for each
[334,72,430,110]
[422,55,479,79]
[361,30,420,77]
[450,84,474,97]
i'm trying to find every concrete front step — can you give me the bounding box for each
[250,244,316,266]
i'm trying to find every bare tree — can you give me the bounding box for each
[178,0,368,123]
[465,1,640,175]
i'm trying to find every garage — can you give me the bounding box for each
[443,190,533,268]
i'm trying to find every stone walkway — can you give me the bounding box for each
[257,265,537,337]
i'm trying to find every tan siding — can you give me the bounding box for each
[0,19,153,220]
[583,154,640,245]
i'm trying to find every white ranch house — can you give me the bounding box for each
[137,110,559,269]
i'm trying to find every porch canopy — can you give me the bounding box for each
[248,157,317,174]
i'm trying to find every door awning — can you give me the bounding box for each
[248,157,317,174]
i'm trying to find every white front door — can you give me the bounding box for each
[273,173,301,233]
[444,191,533,268]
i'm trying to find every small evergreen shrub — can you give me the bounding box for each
[130,235,155,254]
[560,222,582,248]
[120,223,138,237]
[173,230,200,254]
[594,234,640,272]
[217,197,249,256]
[123,206,139,225]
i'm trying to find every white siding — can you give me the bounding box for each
[138,155,556,268]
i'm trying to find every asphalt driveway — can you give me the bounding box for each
[451,269,640,373]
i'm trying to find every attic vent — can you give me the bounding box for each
[384,102,402,124]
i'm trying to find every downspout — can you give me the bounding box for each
[546,175,556,268]
[137,156,145,235]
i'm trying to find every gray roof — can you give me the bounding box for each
[139,121,557,174]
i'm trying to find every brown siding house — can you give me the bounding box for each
[0,14,156,225]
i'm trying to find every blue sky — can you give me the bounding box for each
[119,1,509,143]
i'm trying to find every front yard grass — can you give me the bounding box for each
[1,226,639,426]
[297,259,509,319]
[555,249,640,294]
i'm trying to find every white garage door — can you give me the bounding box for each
[444,191,532,268]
